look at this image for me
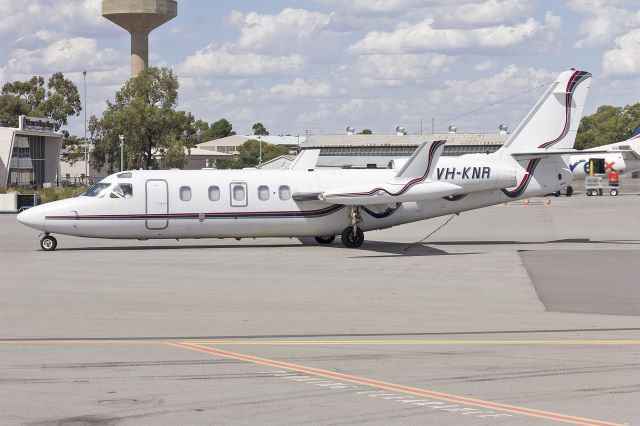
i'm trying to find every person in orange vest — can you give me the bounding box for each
[608,170,620,187]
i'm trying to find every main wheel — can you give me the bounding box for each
[315,236,335,244]
[341,227,364,248]
[554,191,561,197]
[610,188,619,196]
[40,235,57,251]
[566,186,574,197]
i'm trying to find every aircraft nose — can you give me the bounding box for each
[17,207,45,230]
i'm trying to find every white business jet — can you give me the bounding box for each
[18,69,591,251]
[566,125,640,193]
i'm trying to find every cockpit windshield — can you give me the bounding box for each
[110,183,133,199]
[83,183,111,198]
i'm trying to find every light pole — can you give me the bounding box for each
[83,71,88,184]
[119,135,125,172]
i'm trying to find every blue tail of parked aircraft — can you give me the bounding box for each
[631,124,640,139]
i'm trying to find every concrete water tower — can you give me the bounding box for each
[102,0,177,77]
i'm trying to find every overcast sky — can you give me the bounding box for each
[1,0,638,137]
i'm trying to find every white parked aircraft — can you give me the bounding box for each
[566,125,640,187]
[18,69,592,251]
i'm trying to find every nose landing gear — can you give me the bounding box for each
[40,234,57,251]
[341,206,365,248]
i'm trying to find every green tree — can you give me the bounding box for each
[204,118,236,140]
[217,139,289,169]
[359,129,373,134]
[90,67,192,171]
[575,103,640,149]
[61,132,87,165]
[1,72,81,131]
[252,122,269,136]
[162,134,186,169]
[193,119,211,142]
[0,95,32,128]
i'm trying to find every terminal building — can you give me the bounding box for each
[300,126,509,168]
[0,116,63,189]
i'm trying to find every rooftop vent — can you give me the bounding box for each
[448,126,457,134]
[395,126,407,136]
[346,126,355,135]
[499,124,508,135]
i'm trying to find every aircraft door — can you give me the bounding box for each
[146,179,168,230]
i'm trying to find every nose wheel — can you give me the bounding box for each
[40,234,57,251]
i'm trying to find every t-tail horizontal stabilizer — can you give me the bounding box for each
[320,140,462,205]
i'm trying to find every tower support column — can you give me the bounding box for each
[131,31,149,77]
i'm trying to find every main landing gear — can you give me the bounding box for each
[341,227,364,248]
[314,236,335,244]
[40,233,57,251]
[341,206,365,248]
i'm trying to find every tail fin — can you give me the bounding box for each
[391,140,446,183]
[631,124,640,139]
[500,69,591,154]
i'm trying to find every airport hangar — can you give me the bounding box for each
[301,126,509,168]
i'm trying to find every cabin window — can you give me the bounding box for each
[230,182,248,207]
[208,185,220,201]
[180,186,192,202]
[233,185,245,202]
[83,183,111,198]
[279,185,291,201]
[258,185,269,201]
[110,183,133,199]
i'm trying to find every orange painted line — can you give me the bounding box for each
[169,342,623,426]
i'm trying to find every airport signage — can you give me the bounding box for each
[18,115,56,133]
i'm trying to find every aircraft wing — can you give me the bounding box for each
[319,180,462,205]
[511,149,611,160]
[318,140,463,205]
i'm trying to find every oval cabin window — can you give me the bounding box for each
[233,185,245,202]
[258,185,269,201]
[180,186,191,202]
[279,185,291,201]
[208,186,220,201]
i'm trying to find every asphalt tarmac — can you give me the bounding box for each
[1,187,638,425]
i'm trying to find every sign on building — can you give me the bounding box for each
[18,115,56,133]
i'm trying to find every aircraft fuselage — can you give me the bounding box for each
[18,154,571,240]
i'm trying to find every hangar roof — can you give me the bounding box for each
[301,133,508,148]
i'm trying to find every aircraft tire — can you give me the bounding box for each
[566,186,574,197]
[40,236,57,251]
[341,227,364,248]
[315,236,335,244]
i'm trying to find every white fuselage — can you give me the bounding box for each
[18,152,572,240]
[568,136,640,179]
